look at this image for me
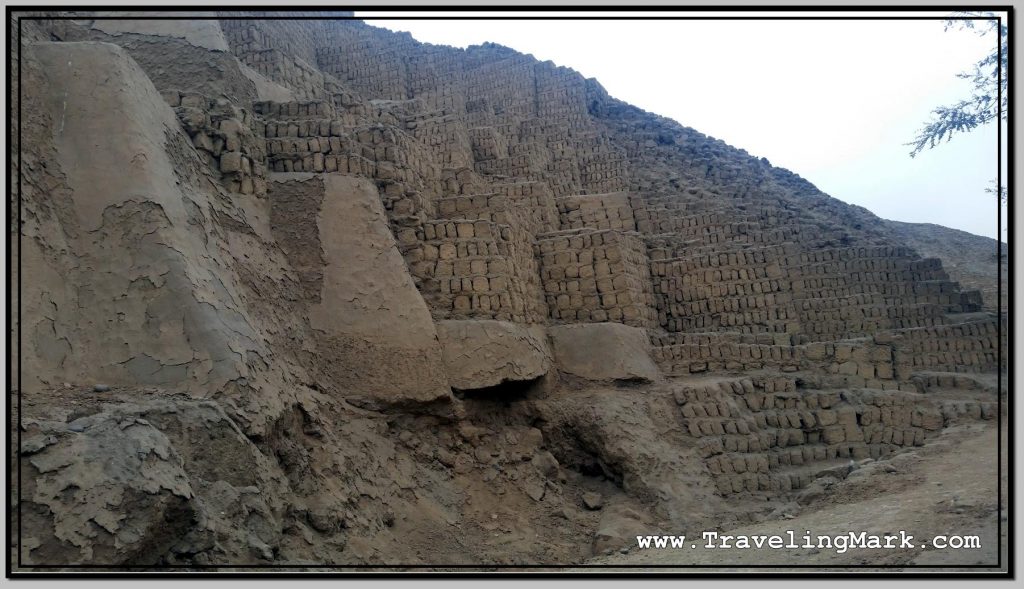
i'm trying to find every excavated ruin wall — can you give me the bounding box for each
[272,173,453,409]
[16,37,457,424]
[10,13,1007,568]
[20,42,267,398]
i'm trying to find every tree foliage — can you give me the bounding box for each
[985,179,1007,204]
[907,12,1007,158]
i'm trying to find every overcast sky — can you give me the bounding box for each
[359,12,1006,240]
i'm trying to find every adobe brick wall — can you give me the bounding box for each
[207,16,1005,392]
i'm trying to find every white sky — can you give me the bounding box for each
[359,13,1006,240]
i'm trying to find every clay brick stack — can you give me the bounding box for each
[165,90,268,196]
[257,99,437,182]
[675,378,995,496]
[537,229,657,328]
[405,189,548,323]
[650,332,803,376]
[214,17,1003,445]
[556,192,641,232]
[891,320,1003,377]
[220,18,330,99]
[650,244,797,335]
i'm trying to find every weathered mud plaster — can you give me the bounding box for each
[87,13,230,52]
[20,42,294,434]
[270,173,453,409]
[19,398,288,566]
[436,320,551,391]
[549,323,661,383]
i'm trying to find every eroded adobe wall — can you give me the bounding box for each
[267,18,1001,379]
[11,13,1007,567]
[16,41,310,435]
[20,14,1001,403]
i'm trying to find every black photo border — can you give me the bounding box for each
[5,4,1015,579]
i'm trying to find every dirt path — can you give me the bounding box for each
[592,420,1007,571]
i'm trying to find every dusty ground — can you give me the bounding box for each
[591,418,1008,571]
[12,380,1006,571]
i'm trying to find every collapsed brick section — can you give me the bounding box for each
[164,91,268,196]
[267,178,324,302]
[492,182,561,234]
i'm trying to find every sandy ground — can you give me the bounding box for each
[589,419,1008,572]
